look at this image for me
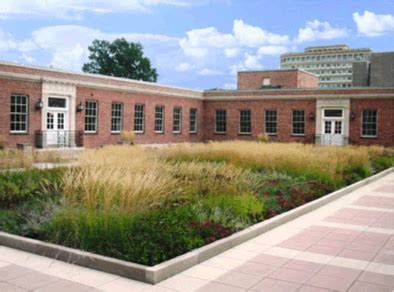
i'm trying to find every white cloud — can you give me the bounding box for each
[51,43,87,70]
[223,83,236,89]
[198,68,222,76]
[175,62,194,71]
[257,45,288,56]
[233,19,289,47]
[0,0,204,19]
[224,48,240,58]
[294,20,348,43]
[230,52,263,75]
[179,27,235,58]
[0,30,37,52]
[21,53,36,63]
[353,10,394,37]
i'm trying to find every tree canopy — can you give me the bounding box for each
[82,38,158,82]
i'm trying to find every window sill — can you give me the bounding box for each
[189,131,198,135]
[173,131,181,134]
[111,132,121,135]
[134,131,144,134]
[291,134,306,137]
[84,131,98,135]
[154,131,164,134]
[238,132,252,136]
[10,132,28,135]
[361,135,378,139]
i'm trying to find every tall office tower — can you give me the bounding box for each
[280,45,373,88]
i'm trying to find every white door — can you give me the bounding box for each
[46,97,69,147]
[321,109,345,145]
[322,120,344,145]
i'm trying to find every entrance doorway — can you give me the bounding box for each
[321,109,345,145]
[46,97,69,147]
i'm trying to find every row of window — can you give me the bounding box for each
[320,83,352,89]
[85,101,198,134]
[213,109,378,137]
[283,63,353,70]
[8,95,379,138]
[320,76,352,81]
[281,53,370,63]
[214,109,305,135]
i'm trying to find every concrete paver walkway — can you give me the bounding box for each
[0,171,393,291]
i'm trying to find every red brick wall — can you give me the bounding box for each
[237,70,318,90]
[76,87,204,148]
[0,78,42,148]
[203,99,316,143]
[297,71,319,88]
[349,99,394,147]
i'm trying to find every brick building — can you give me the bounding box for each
[0,61,393,148]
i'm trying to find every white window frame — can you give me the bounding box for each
[262,78,271,86]
[291,109,305,136]
[189,108,198,134]
[111,102,123,133]
[154,105,164,133]
[134,104,145,133]
[173,106,182,133]
[215,110,227,134]
[361,109,378,138]
[239,109,252,134]
[10,95,29,133]
[84,100,98,133]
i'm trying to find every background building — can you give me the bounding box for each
[353,52,394,87]
[280,45,373,89]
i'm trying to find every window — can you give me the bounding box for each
[85,101,98,133]
[48,97,66,108]
[189,108,198,133]
[215,110,226,133]
[154,105,164,133]
[361,110,377,137]
[265,110,277,134]
[10,95,28,133]
[173,107,182,133]
[111,103,123,133]
[292,110,305,135]
[262,78,271,86]
[324,109,343,118]
[134,104,145,133]
[239,109,251,134]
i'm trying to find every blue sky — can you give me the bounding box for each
[1,0,393,89]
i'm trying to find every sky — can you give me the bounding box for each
[0,0,394,90]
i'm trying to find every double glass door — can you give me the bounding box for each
[321,109,344,145]
[47,111,68,146]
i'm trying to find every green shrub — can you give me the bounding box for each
[48,207,204,266]
[0,168,64,207]
[0,209,21,234]
[372,155,394,172]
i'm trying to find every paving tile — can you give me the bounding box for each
[249,254,290,267]
[214,270,263,288]
[306,274,356,291]
[298,285,335,292]
[282,259,323,273]
[34,279,97,292]
[317,265,361,279]
[374,185,394,193]
[306,244,343,256]
[98,277,152,291]
[0,281,27,292]
[316,238,349,249]
[182,264,227,281]
[7,271,60,290]
[348,281,393,292]
[267,267,314,284]
[250,278,300,292]
[0,265,35,281]
[338,248,377,261]
[346,241,382,253]
[68,268,119,287]
[373,250,394,265]
[358,271,394,288]
[203,256,245,270]
[195,281,245,292]
[158,275,209,291]
[233,262,276,277]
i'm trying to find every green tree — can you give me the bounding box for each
[82,38,158,82]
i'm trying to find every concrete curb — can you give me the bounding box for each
[0,167,392,284]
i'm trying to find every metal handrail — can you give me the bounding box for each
[35,130,83,148]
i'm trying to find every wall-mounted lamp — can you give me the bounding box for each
[77,102,85,112]
[309,112,315,120]
[350,112,355,120]
[35,99,44,110]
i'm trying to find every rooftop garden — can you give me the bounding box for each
[0,142,393,266]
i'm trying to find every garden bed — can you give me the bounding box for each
[0,142,393,283]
